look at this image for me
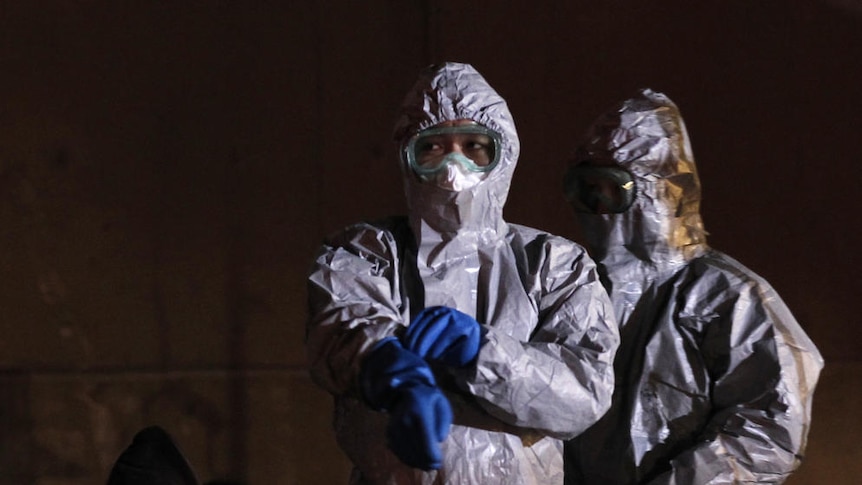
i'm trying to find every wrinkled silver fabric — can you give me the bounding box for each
[564,89,824,484]
[306,63,620,485]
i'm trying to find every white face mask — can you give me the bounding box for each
[421,153,488,191]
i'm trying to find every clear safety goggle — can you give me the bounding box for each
[564,163,636,214]
[404,124,503,176]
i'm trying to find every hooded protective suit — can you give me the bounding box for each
[563,89,824,484]
[307,62,619,484]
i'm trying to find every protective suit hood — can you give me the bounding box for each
[573,89,707,279]
[393,62,519,240]
[392,62,521,313]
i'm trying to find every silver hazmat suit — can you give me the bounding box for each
[307,62,620,485]
[563,89,824,484]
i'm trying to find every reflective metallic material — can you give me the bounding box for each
[564,89,824,484]
[307,62,620,484]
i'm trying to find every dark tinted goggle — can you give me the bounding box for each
[564,164,636,214]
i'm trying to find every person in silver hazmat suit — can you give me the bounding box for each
[562,88,824,484]
[306,62,620,485]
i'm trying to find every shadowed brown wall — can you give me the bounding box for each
[0,1,859,483]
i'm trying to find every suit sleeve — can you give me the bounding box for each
[453,236,621,440]
[647,276,823,485]
[306,223,406,397]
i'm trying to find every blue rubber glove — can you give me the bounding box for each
[403,306,482,367]
[360,338,453,470]
[387,381,452,470]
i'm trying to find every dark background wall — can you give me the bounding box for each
[0,1,859,483]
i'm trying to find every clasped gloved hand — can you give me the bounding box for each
[360,337,453,470]
[403,306,482,367]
